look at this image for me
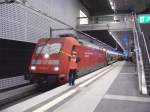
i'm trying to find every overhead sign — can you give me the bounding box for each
[138,15,150,24]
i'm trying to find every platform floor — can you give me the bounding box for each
[2,61,150,112]
[94,62,150,112]
[53,62,150,112]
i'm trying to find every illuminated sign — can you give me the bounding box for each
[138,15,150,23]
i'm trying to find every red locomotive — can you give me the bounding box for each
[28,35,120,84]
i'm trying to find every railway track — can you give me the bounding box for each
[0,64,114,111]
[0,83,57,110]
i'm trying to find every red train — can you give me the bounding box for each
[28,35,121,84]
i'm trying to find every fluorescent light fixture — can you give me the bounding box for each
[109,31,112,35]
[108,0,116,11]
[110,1,113,6]
[111,6,115,10]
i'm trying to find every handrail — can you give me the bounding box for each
[77,14,133,25]
[78,14,132,19]
[133,29,141,92]
[131,14,141,92]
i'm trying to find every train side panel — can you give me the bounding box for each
[75,45,107,76]
[28,37,116,85]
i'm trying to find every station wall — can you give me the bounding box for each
[0,39,34,90]
[0,0,89,42]
[0,39,35,79]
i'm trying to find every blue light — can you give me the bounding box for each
[122,33,128,44]
[123,50,128,57]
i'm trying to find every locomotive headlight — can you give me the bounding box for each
[44,54,49,59]
[54,67,59,71]
[31,66,36,70]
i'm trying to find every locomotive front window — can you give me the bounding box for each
[36,43,62,55]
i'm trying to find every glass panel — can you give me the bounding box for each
[80,18,88,24]
[80,10,87,17]
[35,43,62,55]
[79,10,88,24]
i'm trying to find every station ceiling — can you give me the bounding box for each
[84,30,134,52]
[84,30,120,50]
[80,0,113,16]
[79,0,147,52]
[80,0,150,16]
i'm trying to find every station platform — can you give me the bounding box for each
[2,61,150,112]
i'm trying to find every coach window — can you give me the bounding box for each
[79,10,88,24]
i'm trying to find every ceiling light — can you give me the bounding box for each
[111,6,115,10]
[110,1,113,6]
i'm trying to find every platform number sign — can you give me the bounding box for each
[138,15,150,24]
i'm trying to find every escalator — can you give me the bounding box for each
[137,24,150,94]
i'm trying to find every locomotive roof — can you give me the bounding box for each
[38,36,80,45]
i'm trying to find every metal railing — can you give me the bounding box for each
[77,14,133,25]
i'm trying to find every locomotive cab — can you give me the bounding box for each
[30,39,62,75]
[29,37,80,84]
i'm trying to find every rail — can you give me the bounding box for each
[77,14,133,25]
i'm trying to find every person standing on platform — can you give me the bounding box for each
[68,46,80,86]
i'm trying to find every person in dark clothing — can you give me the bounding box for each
[69,69,77,86]
[68,49,80,86]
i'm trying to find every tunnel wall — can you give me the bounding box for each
[0,39,35,79]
